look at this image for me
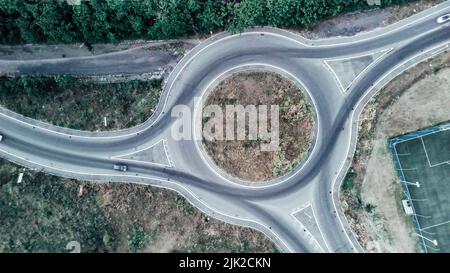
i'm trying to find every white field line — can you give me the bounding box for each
[0,146,294,253]
[332,41,450,254]
[421,220,450,231]
[392,143,428,252]
[393,126,450,145]
[108,157,170,168]
[424,245,440,252]
[419,136,450,167]
[421,137,433,167]
[325,48,392,62]
[420,229,436,236]
[427,158,450,168]
[415,214,432,219]
[304,211,312,219]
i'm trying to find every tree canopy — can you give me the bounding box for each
[0,0,413,45]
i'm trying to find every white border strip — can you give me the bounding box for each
[0,145,294,253]
[192,63,320,189]
[323,48,393,93]
[291,202,331,253]
[111,138,173,168]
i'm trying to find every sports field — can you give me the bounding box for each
[390,123,450,253]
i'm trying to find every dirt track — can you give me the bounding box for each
[0,41,198,81]
[343,52,450,252]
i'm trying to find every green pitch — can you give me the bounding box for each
[390,124,450,253]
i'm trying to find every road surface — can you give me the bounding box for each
[1,2,450,252]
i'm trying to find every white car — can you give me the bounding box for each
[113,163,128,172]
[437,14,450,24]
[0,134,3,142]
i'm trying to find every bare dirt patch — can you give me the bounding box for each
[0,41,198,82]
[97,182,278,253]
[0,40,198,61]
[202,71,315,182]
[341,51,450,252]
[297,0,444,39]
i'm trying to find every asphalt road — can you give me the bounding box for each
[1,2,450,252]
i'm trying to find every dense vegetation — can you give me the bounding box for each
[0,75,162,130]
[0,159,113,252]
[0,158,278,252]
[1,0,413,45]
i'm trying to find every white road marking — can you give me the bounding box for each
[335,42,450,253]
[322,61,346,93]
[0,3,448,254]
[191,63,321,189]
[1,1,448,141]
[323,48,393,93]
[290,202,331,253]
[0,146,294,253]
[111,138,173,168]
[163,139,175,167]
[303,2,450,47]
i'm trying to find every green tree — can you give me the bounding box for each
[0,0,415,44]
[229,0,267,33]
[196,0,224,34]
[33,1,77,43]
[148,0,195,39]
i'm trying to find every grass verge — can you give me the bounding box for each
[0,75,162,131]
[0,76,277,252]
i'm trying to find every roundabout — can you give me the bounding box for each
[194,65,317,186]
[1,2,450,253]
[201,70,316,183]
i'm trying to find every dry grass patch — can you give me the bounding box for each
[203,71,315,182]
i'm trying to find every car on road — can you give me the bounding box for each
[437,14,450,24]
[0,134,3,142]
[113,163,128,172]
